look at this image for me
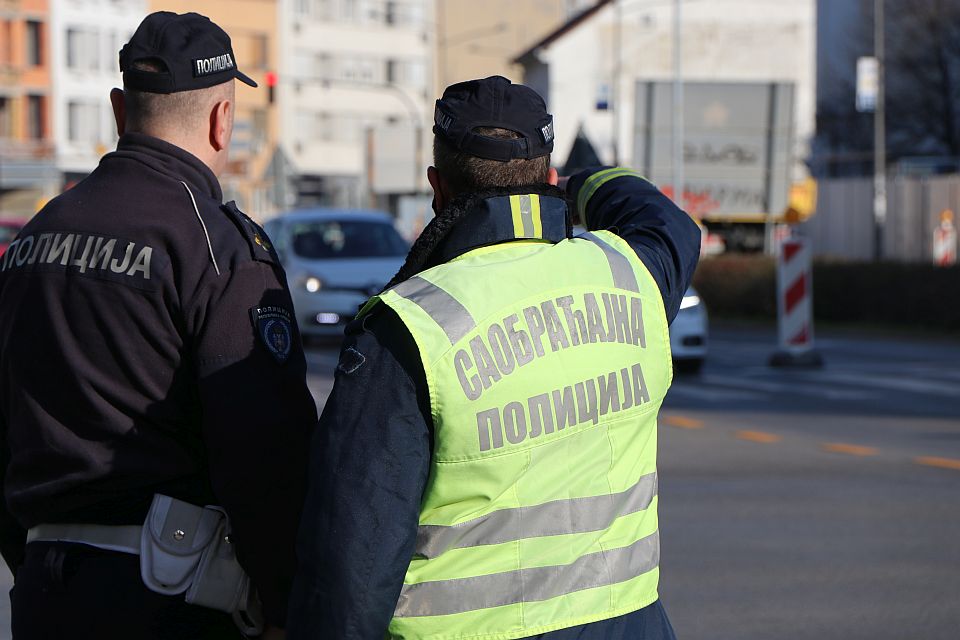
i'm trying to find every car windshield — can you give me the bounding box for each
[290,220,408,259]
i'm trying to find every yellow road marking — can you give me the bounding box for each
[736,430,781,443]
[664,415,705,429]
[822,443,878,457]
[915,456,960,471]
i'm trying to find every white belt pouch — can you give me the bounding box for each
[141,494,264,636]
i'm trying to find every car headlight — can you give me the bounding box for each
[680,294,701,310]
[305,276,323,293]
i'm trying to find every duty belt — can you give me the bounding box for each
[27,523,142,555]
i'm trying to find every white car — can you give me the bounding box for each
[670,287,708,373]
[263,209,407,340]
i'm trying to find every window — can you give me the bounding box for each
[250,34,269,70]
[0,97,11,139]
[385,59,426,89]
[26,21,43,66]
[67,101,100,144]
[1,21,13,66]
[385,1,397,25]
[26,95,44,140]
[252,109,268,152]
[66,28,99,71]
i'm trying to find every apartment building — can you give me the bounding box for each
[0,0,57,218]
[149,0,279,218]
[278,0,433,208]
[48,0,145,183]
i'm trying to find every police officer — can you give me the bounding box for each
[289,76,701,639]
[0,12,316,639]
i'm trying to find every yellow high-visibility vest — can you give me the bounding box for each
[362,194,673,640]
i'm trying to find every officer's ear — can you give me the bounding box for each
[110,88,126,136]
[427,166,452,213]
[547,167,559,186]
[210,98,233,152]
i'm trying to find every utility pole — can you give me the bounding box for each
[611,0,622,165]
[873,0,887,261]
[672,0,684,208]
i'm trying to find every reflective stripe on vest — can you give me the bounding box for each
[395,531,660,618]
[414,471,657,559]
[372,230,672,640]
[392,275,476,344]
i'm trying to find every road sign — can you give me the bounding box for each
[856,57,878,113]
[933,210,957,267]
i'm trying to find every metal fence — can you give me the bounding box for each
[802,174,960,263]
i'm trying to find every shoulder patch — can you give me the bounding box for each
[337,347,367,375]
[251,306,294,364]
[221,201,280,265]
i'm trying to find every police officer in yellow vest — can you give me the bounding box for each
[288,76,702,640]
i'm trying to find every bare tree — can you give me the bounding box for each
[812,0,960,176]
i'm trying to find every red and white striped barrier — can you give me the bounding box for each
[770,236,822,367]
[933,211,957,267]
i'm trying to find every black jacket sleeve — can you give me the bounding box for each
[191,261,317,627]
[567,167,702,322]
[0,411,26,574]
[288,307,431,640]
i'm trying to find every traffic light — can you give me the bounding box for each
[266,71,277,105]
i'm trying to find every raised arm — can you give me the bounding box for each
[567,167,702,322]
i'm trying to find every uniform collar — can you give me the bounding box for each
[431,185,572,265]
[106,133,223,201]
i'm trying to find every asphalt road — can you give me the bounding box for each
[1,326,957,638]
[656,326,960,640]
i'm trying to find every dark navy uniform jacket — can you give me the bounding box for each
[0,133,317,626]
[289,170,702,639]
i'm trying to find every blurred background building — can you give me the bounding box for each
[515,0,817,252]
[436,0,592,87]
[151,0,278,215]
[50,0,145,186]
[0,0,958,265]
[0,0,57,218]
[278,0,434,213]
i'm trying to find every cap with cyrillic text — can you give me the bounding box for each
[119,11,257,94]
[434,76,554,162]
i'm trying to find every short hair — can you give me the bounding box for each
[123,59,231,133]
[433,127,551,195]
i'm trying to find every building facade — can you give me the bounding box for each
[0,0,57,218]
[278,0,434,209]
[516,0,816,180]
[48,0,145,185]
[436,0,592,88]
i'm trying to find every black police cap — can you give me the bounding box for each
[434,76,554,162]
[119,12,257,94]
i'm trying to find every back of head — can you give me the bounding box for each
[432,76,555,198]
[116,11,258,162]
[433,128,551,195]
[384,78,557,290]
[123,59,233,139]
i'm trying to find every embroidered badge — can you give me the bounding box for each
[251,306,294,364]
[337,347,367,375]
